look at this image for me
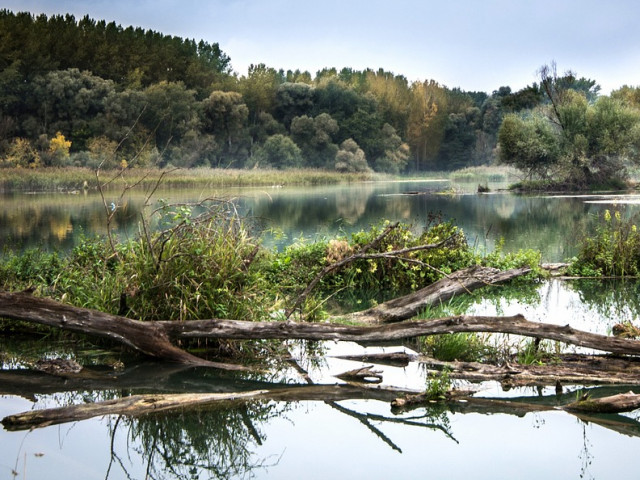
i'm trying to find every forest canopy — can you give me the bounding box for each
[2,10,640,181]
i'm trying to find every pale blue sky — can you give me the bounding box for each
[3,0,639,93]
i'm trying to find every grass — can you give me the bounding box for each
[448,165,521,183]
[0,167,389,193]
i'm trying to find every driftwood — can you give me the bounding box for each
[343,265,532,324]
[0,291,248,371]
[1,384,405,431]
[563,391,640,414]
[6,382,640,432]
[418,354,640,387]
[4,285,640,367]
[335,365,384,383]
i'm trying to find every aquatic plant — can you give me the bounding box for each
[569,209,640,277]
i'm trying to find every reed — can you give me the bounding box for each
[0,167,388,193]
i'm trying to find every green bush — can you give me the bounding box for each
[569,209,640,277]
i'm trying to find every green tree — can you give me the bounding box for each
[373,123,410,174]
[290,113,339,168]
[252,134,302,169]
[201,90,249,161]
[335,138,369,172]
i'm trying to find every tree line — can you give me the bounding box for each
[1,10,640,181]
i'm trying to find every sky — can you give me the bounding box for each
[3,0,640,94]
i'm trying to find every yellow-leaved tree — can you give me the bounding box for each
[48,132,72,166]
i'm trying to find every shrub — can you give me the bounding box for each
[569,209,640,277]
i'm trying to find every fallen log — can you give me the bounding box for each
[418,354,640,387]
[4,291,640,362]
[1,384,405,431]
[342,265,532,324]
[563,391,640,414]
[0,291,248,371]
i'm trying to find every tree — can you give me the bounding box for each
[498,65,640,188]
[335,138,369,172]
[252,134,302,169]
[201,90,249,156]
[373,123,410,174]
[290,113,339,168]
[407,80,448,170]
[238,64,283,124]
[274,82,315,128]
[498,113,560,179]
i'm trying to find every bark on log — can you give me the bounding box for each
[342,265,532,324]
[4,290,640,361]
[563,391,640,414]
[1,384,405,431]
[0,292,248,371]
[165,314,640,357]
[418,354,640,387]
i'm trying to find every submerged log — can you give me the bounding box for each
[1,384,405,431]
[343,265,531,324]
[563,391,640,414]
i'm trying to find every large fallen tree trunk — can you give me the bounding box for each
[342,265,532,324]
[0,292,247,371]
[4,290,640,363]
[1,384,404,431]
[5,384,640,433]
[563,391,640,414]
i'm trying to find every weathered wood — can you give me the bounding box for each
[343,265,532,324]
[1,384,405,431]
[334,352,413,367]
[563,391,640,413]
[4,290,640,361]
[418,354,640,387]
[165,314,640,357]
[335,365,383,383]
[0,291,248,371]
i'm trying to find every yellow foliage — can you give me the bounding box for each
[49,132,71,156]
[6,138,41,168]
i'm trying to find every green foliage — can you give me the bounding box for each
[569,209,640,277]
[252,134,303,169]
[425,367,452,400]
[498,64,640,189]
[423,333,496,362]
[516,338,557,365]
[335,138,370,173]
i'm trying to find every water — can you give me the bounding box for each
[3,180,640,479]
[4,180,640,261]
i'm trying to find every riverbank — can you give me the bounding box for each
[0,167,390,193]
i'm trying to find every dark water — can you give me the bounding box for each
[2,181,640,479]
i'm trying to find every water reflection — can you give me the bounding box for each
[3,183,640,261]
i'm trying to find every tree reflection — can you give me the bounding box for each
[107,401,286,480]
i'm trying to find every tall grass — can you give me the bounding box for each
[0,167,387,193]
[448,165,521,183]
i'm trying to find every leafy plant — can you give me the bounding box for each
[569,209,640,277]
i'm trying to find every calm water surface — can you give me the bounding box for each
[4,179,640,260]
[2,180,640,479]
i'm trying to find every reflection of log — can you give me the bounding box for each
[343,265,531,324]
[564,391,640,414]
[7,383,640,435]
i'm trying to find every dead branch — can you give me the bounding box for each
[343,265,531,324]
